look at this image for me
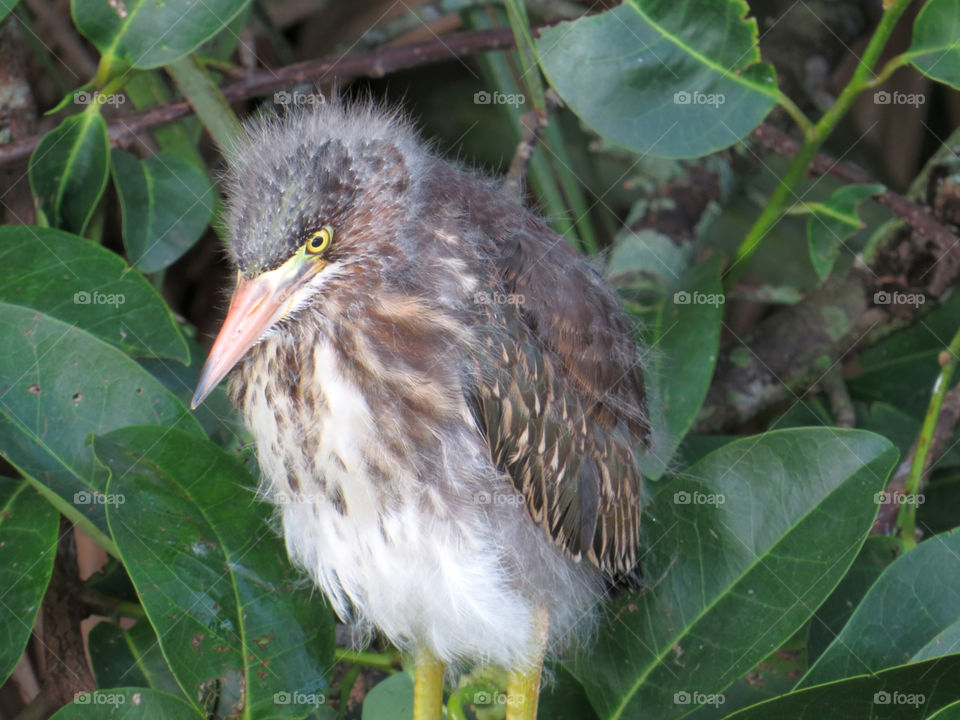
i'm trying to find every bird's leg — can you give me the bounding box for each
[412,646,444,720]
[506,606,550,720]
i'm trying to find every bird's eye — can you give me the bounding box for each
[305,225,334,255]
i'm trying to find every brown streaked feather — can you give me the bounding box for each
[469,215,648,578]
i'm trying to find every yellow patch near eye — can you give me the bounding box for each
[305,225,334,255]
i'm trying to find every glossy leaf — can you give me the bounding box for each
[362,673,413,720]
[847,292,960,417]
[806,534,903,664]
[907,0,960,90]
[807,184,884,280]
[574,428,898,720]
[0,0,19,22]
[687,637,806,720]
[0,303,201,545]
[111,149,215,273]
[50,688,202,719]
[29,111,109,234]
[643,254,723,477]
[0,225,188,361]
[930,700,960,719]
[801,529,960,686]
[0,477,58,687]
[72,0,250,70]
[536,0,779,158]
[89,620,184,697]
[98,426,336,719]
[721,655,960,719]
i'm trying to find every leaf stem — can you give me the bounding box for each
[333,648,402,671]
[725,0,914,287]
[896,324,960,548]
[775,91,814,135]
[166,55,242,151]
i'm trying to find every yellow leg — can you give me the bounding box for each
[413,646,444,720]
[506,607,550,720]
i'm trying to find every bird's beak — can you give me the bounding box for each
[191,264,307,408]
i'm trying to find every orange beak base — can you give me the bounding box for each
[191,272,297,408]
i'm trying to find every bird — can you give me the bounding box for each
[191,98,650,720]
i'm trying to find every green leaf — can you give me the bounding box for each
[806,534,903,664]
[801,529,960,687]
[806,184,884,280]
[111,149,215,273]
[574,428,898,720]
[362,673,413,720]
[535,0,779,158]
[930,699,960,719]
[0,478,58,686]
[72,0,250,71]
[720,655,960,719]
[29,111,109,234]
[97,426,336,719]
[907,0,960,90]
[686,636,806,720]
[0,225,188,362]
[0,0,20,22]
[50,688,202,719]
[0,303,201,547]
[847,292,960,417]
[89,620,184,697]
[643,254,724,477]
[165,55,241,151]
[540,664,600,720]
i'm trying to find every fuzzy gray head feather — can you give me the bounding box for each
[222,101,430,278]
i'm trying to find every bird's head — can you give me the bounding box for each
[191,100,426,408]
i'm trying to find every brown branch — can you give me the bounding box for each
[0,26,519,168]
[697,125,960,433]
[872,385,960,536]
[503,89,562,195]
[37,519,95,713]
[753,123,959,251]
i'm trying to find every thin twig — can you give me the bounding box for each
[0,27,518,168]
[753,123,958,250]
[872,384,960,536]
[503,89,561,195]
[820,365,855,428]
[896,328,960,547]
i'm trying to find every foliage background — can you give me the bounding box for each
[1,0,960,718]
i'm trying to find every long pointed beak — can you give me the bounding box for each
[191,270,300,409]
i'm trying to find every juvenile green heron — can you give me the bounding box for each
[192,100,649,719]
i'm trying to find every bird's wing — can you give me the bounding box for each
[470,221,648,577]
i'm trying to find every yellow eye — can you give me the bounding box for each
[305,225,334,255]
